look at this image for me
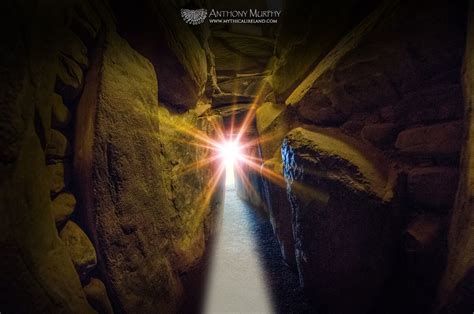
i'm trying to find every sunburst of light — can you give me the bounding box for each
[164,106,286,191]
[158,79,287,212]
[157,66,288,313]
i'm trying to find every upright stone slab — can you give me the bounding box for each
[282,127,396,314]
[438,2,474,312]
[75,30,183,313]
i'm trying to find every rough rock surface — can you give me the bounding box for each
[51,93,71,129]
[74,29,223,313]
[282,127,396,313]
[59,221,97,279]
[256,102,297,159]
[0,4,99,312]
[75,30,181,312]
[211,30,273,75]
[395,121,463,156]
[272,0,381,99]
[438,3,474,311]
[47,162,70,195]
[261,158,296,268]
[60,30,89,69]
[235,132,267,211]
[52,192,76,225]
[56,53,84,104]
[46,129,70,160]
[212,93,255,107]
[255,102,298,267]
[83,278,114,314]
[286,1,466,128]
[112,0,208,109]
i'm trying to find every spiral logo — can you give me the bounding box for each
[181,8,208,25]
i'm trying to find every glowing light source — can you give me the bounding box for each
[217,140,243,167]
[204,188,274,314]
[217,139,243,185]
[157,79,290,313]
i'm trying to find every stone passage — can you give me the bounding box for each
[204,185,314,313]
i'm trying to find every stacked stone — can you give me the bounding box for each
[249,1,468,313]
[45,1,113,313]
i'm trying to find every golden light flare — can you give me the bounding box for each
[160,65,287,213]
[161,108,284,211]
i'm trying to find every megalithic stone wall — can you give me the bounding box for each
[438,1,474,312]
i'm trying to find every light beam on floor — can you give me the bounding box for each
[203,179,274,314]
[225,162,235,186]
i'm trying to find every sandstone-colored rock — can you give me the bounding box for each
[59,221,97,279]
[0,1,103,312]
[83,278,114,314]
[51,193,76,226]
[51,93,71,129]
[1,130,94,313]
[56,54,84,103]
[75,30,182,313]
[73,29,222,313]
[256,102,285,135]
[408,167,459,211]
[284,127,394,200]
[282,127,397,313]
[46,129,70,159]
[395,121,463,156]
[47,163,66,194]
[361,123,397,146]
[193,102,211,117]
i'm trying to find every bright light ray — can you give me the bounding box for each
[162,65,288,313]
[159,84,288,211]
[217,139,242,168]
[204,186,274,314]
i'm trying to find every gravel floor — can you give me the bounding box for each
[203,186,315,314]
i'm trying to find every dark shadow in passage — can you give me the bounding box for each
[241,197,316,314]
[180,185,316,314]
